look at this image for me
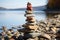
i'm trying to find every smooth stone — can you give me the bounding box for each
[18,28,31,32]
[27,25,38,30]
[27,37,38,40]
[39,33,51,40]
[24,21,36,25]
[24,33,40,39]
[26,17,35,21]
[22,24,38,30]
[24,14,34,17]
[24,32,51,40]
[25,11,33,14]
[29,33,41,38]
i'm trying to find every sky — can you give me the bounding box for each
[0,0,48,9]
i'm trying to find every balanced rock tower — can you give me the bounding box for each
[21,2,39,40]
[23,2,38,31]
[18,2,51,40]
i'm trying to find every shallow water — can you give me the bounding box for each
[0,11,46,29]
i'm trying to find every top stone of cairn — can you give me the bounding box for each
[27,2,32,11]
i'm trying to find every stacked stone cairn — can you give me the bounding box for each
[21,2,51,40]
[24,2,38,31]
[22,2,39,40]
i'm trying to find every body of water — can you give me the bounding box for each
[0,11,46,29]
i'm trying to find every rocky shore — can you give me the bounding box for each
[0,15,60,40]
[0,2,60,40]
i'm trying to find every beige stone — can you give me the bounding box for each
[27,25,38,30]
[51,27,57,33]
[14,31,20,38]
[2,26,7,32]
[27,38,35,40]
[26,22,36,25]
[25,11,33,14]
[23,24,38,30]
[26,17,35,23]
[24,14,34,17]
[26,17,35,21]
[27,37,38,40]
[40,33,51,40]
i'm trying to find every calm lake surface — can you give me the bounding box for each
[0,11,46,29]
